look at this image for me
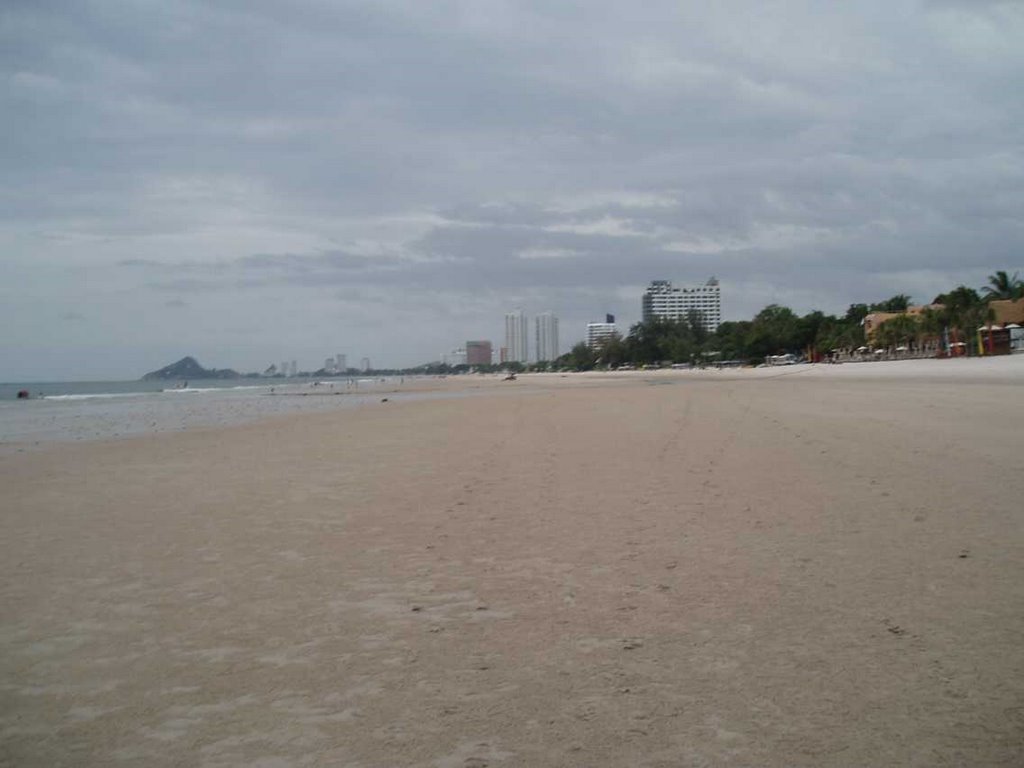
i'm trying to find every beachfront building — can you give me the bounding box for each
[863,304,944,345]
[989,298,1024,326]
[442,348,467,366]
[505,310,529,363]
[642,278,721,330]
[534,313,559,362]
[587,315,618,349]
[465,340,493,366]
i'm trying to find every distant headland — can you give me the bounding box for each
[141,357,241,381]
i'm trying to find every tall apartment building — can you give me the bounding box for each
[587,314,618,348]
[642,278,721,330]
[534,313,559,362]
[465,340,493,366]
[504,310,529,363]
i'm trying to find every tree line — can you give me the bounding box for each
[554,270,1023,371]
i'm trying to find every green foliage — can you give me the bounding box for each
[596,334,628,368]
[622,316,707,364]
[873,313,919,348]
[869,294,911,312]
[746,305,805,358]
[558,342,597,371]
[844,304,869,324]
[982,271,1024,301]
[712,321,753,361]
[933,286,981,311]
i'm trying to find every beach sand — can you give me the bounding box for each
[2,361,1023,766]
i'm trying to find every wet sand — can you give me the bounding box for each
[2,362,1023,766]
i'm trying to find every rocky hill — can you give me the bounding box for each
[141,356,241,381]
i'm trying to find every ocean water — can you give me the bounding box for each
[0,377,415,449]
[0,378,272,401]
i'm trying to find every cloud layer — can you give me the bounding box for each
[3,0,1022,377]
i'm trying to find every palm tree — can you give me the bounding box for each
[982,271,1024,301]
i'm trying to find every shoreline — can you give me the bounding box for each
[4,355,1022,455]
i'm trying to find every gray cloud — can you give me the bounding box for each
[2,0,1022,377]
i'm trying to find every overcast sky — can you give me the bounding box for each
[3,0,1023,378]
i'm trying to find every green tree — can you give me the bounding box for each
[933,285,981,311]
[709,320,753,362]
[624,318,701,364]
[844,304,870,324]
[934,285,982,333]
[745,305,803,358]
[560,342,597,371]
[917,307,946,342]
[869,294,912,312]
[874,313,919,348]
[982,270,1024,301]
[595,333,628,368]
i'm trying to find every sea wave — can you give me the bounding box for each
[44,392,151,401]
[42,385,271,400]
[163,385,269,393]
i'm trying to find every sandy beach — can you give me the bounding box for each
[2,359,1023,767]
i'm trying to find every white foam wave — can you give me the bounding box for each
[163,385,268,393]
[44,392,150,401]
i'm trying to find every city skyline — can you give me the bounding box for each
[3,2,1022,379]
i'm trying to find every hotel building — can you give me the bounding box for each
[504,310,529,363]
[586,314,618,348]
[534,313,559,362]
[465,340,493,366]
[642,278,721,330]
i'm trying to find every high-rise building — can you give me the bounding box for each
[336,354,347,373]
[504,310,528,363]
[361,357,371,372]
[642,278,721,330]
[465,340,493,366]
[289,360,298,377]
[442,348,467,366]
[587,316,618,348]
[534,313,559,362]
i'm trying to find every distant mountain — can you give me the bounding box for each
[141,356,241,381]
